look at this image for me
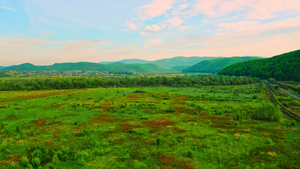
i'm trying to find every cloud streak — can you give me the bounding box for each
[2,6,15,11]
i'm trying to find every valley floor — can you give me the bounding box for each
[0,84,299,168]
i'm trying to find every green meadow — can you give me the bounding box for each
[0,83,299,168]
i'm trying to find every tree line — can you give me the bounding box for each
[0,75,258,91]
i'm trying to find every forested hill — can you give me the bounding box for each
[182,57,260,74]
[0,66,4,70]
[101,56,222,68]
[2,62,177,74]
[218,50,300,81]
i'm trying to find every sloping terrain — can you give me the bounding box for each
[183,57,260,74]
[218,50,300,81]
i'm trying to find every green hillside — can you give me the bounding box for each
[183,57,260,73]
[0,66,4,70]
[218,50,300,81]
[3,62,176,74]
[152,56,220,68]
[171,65,190,71]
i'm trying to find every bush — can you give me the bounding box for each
[75,150,89,165]
[252,103,282,122]
[21,156,29,167]
[31,157,41,167]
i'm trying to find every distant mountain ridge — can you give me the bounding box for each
[218,49,300,81]
[3,62,176,74]
[101,56,222,68]
[183,57,261,74]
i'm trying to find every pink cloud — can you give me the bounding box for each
[219,21,259,31]
[124,21,138,30]
[179,26,194,30]
[178,4,189,10]
[144,24,165,31]
[139,0,174,19]
[146,39,163,47]
[247,0,300,20]
[219,16,300,32]
[184,0,222,17]
[167,17,183,27]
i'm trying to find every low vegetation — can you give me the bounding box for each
[0,77,299,168]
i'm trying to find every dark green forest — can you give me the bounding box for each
[0,75,257,91]
[218,50,300,81]
[182,57,260,73]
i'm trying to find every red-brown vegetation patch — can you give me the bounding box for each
[100,103,111,111]
[35,119,47,127]
[43,140,54,148]
[114,139,126,145]
[27,138,38,143]
[173,95,189,100]
[158,154,194,169]
[104,122,142,135]
[143,116,175,132]
[54,104,64,108]
[170,105,196,115]
[6,154,22,163]
[7,115,17,120]
[0,159,8,165]
[0,106,7,108]
[0,91,74,103]
[89,115,119,124]
[127,94,140,100]
[71,129,81,133]
[172,126,187,133]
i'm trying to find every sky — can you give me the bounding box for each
[0,0,300,66]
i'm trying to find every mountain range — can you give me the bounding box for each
[100,56,222,69]
[2,62,176,74]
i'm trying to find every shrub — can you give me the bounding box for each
[252,102,282,122]
[75,150,89,165]
[133,90,147,93]
[166,109,176,113]
[21,156,29,167]
[52,153,59,164]
[31,157,41,167]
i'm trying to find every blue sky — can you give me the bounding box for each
[0,0,300,66]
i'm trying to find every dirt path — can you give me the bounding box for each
[279,88,300,101]
[263,80,300,101]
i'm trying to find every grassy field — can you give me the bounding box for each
[0,84,299,168]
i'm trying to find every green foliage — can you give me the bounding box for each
[0,75,257,91]
[75,150,89,165]
[252,103,282,122]
[21,156,30,167]
[31,157,41,167]
[219,49,300,81]
[183,57,260,73]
